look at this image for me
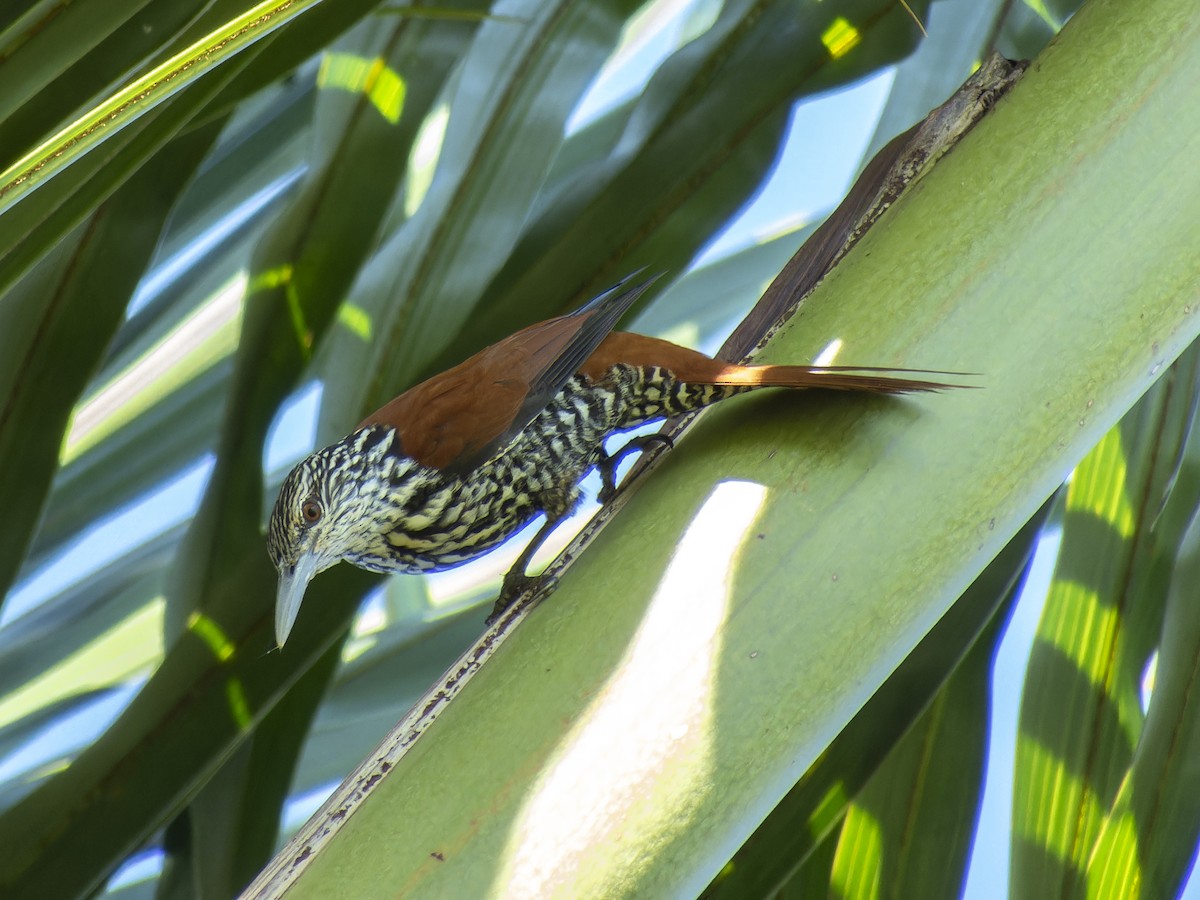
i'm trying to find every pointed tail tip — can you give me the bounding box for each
[717,365,981,393]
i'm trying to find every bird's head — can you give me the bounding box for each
[267,426,420,647]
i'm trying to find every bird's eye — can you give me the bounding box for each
[301,498,323,524]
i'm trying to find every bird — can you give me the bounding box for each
[267,272,963,646]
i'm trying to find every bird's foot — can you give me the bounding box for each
[486,570,559,625]
[596,433,675,504]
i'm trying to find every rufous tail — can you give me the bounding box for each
[584,332,971,395]
[707,364,968,394]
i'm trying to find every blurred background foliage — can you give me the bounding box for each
[2,0,1198,897]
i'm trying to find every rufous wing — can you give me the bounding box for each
[358,272,661,472]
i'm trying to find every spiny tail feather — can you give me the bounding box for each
[585,334,971,395]
[709,365,971,394]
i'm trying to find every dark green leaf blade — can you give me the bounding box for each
[0,120,223,611]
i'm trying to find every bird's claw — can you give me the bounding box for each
[486,571,559,625]
[596,433,675,504]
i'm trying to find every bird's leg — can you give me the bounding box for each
[487,514,565,624]
[595,433,675,504]
[485,433,675,625]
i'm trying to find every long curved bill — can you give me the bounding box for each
[275,551,320,648]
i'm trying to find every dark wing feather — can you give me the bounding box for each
[441,271,661,474]
[529,267,652,393]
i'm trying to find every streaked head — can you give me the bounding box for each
[267,426,416,647]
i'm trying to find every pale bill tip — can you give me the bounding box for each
[275,552,319,648]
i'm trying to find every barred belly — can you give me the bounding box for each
[359,365,744,573]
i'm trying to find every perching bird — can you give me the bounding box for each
[267,273,960,646]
